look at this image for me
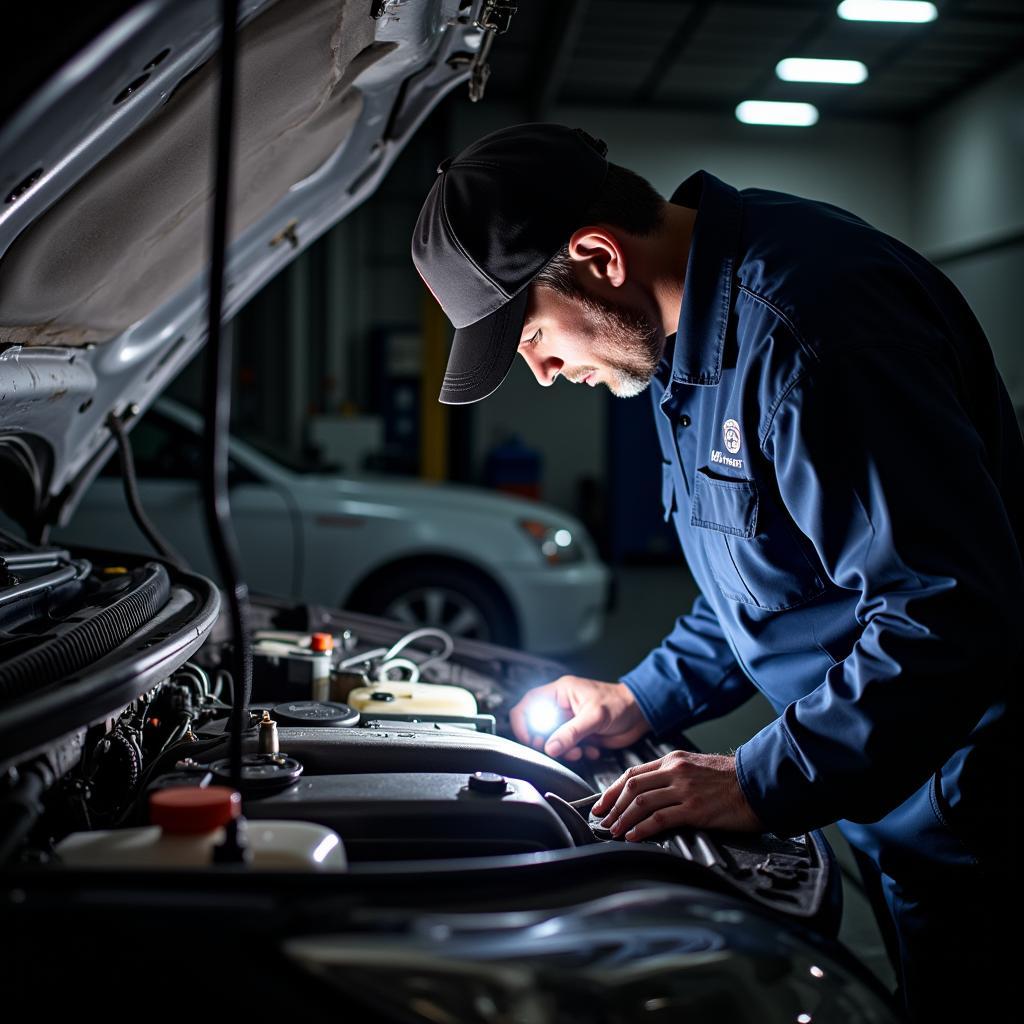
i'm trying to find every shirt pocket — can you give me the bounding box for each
[690,466,826,611]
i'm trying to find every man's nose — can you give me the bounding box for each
[520,347,563,387]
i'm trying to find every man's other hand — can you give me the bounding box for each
[591,751,763,839]
[509,676,650,761]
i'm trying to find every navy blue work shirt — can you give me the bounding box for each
[620,171,1023,871]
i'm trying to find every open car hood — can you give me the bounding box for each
[0,0,497,537]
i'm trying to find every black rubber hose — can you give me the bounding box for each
[0,563,171,700]
[201,0,251,820]
[106,412,187,570]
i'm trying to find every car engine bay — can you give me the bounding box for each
[0,528,907,1022]
[1,529,830,910]
[0,3,903,1016]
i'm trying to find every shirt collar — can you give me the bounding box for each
[667,170,742,387]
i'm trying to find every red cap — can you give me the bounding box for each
[150,786,240,835]
[310,632,334,652]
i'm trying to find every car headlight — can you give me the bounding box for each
[519,519,583,565]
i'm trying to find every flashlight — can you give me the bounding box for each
[526,698,561,738]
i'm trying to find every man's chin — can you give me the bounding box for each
[607,370,653,399]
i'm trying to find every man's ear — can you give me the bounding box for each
[568,226,627,288]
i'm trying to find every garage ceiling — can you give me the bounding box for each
[486,0,1024,121]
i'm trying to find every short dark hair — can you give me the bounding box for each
[534,162,664,298]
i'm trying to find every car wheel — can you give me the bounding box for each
[354,565,519,647]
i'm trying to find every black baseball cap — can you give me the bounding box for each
[412,123,609,405]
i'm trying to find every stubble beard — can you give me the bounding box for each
[570,292,666,398]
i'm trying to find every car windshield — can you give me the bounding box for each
[95,407,335,479]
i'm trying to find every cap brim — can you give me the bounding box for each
[438,289,529,405]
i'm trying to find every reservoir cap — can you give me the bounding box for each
[467,771,509,796]
[150,785,240,835]
[310,632,334,652]
[271,701,359,727]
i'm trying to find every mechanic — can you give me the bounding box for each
[410,123,1021,1022]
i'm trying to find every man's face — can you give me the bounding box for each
[517,281,666,398]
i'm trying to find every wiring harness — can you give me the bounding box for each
[336,626,455,684]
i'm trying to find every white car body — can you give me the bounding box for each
[62,399,610,655]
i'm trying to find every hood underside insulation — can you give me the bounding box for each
[0,0,391,346]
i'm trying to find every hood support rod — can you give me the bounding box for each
[202,0,251,863]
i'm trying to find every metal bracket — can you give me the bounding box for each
[468,1,517,102]
[269,219,300,250]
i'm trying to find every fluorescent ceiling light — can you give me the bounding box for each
[736,101,819,127]
[837,1,938,23]
[776,58,868,84]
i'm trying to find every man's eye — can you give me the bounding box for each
[521,330,541,348]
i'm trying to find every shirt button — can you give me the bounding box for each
[680,415,692,428]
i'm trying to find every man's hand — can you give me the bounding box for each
[591,751,763,840]
[509,676,650,761]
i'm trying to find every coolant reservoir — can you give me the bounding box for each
[348,681,477,716]
[55,786,346,871]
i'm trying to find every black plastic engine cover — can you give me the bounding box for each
[194,716,594,802]
[243,772,574,860]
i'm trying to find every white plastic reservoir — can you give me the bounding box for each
[56,786,346,871]
[347,681,478,717]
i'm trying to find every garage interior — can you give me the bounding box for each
[3,0,1019,1011]
[153,1,1024,989]
[143,4,1024,988]
[168,0,1022,606]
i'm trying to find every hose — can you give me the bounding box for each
[336,625,455,682]
[0,563,171,700]
[106,412,187,569]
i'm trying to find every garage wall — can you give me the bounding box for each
[912,58,1024,409]
[249,62,1020,515]
[447,100,915,515]
[547,106,917,239]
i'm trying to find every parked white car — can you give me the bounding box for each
[61,399,610,655]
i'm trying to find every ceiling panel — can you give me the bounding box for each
[564,0,701,99]
[960,0,1024,14]
[803,21,916,62]
[484,0,1024,121]
[659,63,755,101]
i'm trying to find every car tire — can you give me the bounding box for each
[353,564,519,647]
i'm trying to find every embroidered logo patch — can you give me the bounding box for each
[723,418,741,455]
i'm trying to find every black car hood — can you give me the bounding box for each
[0,0,486,536]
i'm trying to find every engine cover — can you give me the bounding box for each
[243,772,574,860]
[194,714,594,802]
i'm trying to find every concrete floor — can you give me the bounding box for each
[559,564,896,993]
